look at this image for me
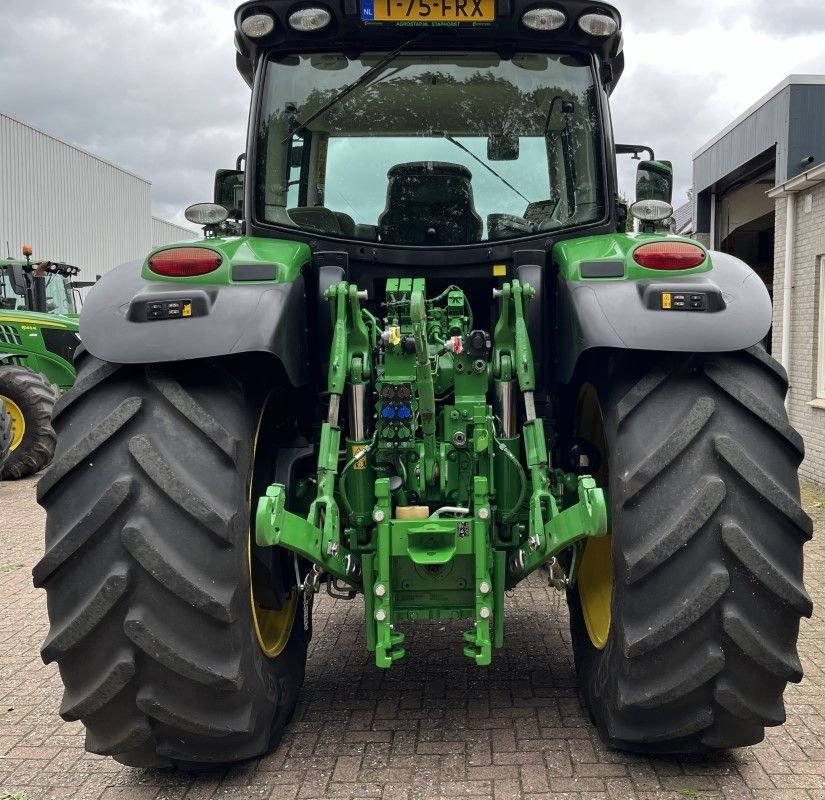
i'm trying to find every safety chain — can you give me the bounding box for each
[301,563,323,632]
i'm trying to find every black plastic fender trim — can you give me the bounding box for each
[556,251,773,384]
[79,261,308,387]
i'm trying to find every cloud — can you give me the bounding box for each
[613,9,825,206]
[727,0,825,37]
[620,0,718,33]
[1,0,824,229]
[0,0,248,226]
[612,66,726,206]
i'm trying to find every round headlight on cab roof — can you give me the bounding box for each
[521,8,566,31]
[241,12,276,38]
[288,7,332,31]
[578,12,618,37]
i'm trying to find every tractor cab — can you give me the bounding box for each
[230,0,625,255]
[0,251,81,317]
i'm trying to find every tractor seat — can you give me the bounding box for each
[288,206,356,237]
[378,162,483,246]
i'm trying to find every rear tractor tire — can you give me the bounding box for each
[0,364,59,480]
[568,346,813,753]
[0,398,12,471]
[34,353,308,767]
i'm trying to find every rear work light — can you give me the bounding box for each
[578,12,618,37]
[289,7,332,31]
[521,8,566,31]
[241,12,276,38]
[633,242,707,271]
[148,248,223,277]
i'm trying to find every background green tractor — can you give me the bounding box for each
[36,0,811,768]
[0,247,82,478]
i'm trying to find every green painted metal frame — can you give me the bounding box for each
[256,277,608,668]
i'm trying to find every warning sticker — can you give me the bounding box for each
[352,444,367,471]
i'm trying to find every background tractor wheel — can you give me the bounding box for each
[567,346,812,753]
[34,353,308,768]
[0,399,12,471]
[0,364,59,480]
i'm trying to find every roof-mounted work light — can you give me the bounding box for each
[521,8,566,31]
[241,12,276,38]
[288,7,332,31]
[578,12,618,37]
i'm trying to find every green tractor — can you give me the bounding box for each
[0,248,82,479]
[35,0,811,767]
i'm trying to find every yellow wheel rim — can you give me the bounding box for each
[249,395,298,658]
[0,395,25,451]
[251,588,298,658]
[575,384,613,650]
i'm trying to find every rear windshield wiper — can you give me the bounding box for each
[442,134,530,205]
[285,36,422,142]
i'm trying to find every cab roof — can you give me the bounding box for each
[233,0,624,93]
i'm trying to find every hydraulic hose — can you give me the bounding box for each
[495,434,528,523]
[410,290,437,472]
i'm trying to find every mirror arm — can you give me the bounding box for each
[616,143,655,161]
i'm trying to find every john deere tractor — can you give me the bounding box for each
[36,0,811,767]
[0,249,81,478]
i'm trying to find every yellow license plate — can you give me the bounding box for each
[367,0,495,23]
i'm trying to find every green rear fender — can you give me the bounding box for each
[77,236,311,386]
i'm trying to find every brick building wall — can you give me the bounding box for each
[773,184,825,483]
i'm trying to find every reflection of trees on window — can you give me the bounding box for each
[256,54,605,242]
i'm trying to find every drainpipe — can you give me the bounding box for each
[780,193,796,407]
[709,192,717,249]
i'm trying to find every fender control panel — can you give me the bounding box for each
[146,299,193,320]
[661,291,706,311]
[641,284,725,313]
[127,293,210,323]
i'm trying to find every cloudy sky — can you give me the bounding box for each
[1,0,824,226]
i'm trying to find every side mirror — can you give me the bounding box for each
[636,159,673,205]
[214,169,245,216]
[487,134,519,161]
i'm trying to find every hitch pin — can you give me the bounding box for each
[303,563,324,595]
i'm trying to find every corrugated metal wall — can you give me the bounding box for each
[151,217,199,248]
[788,85,825,178]
[0,112,186,283]
[693,86,791,194]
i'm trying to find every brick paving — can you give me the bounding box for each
[0,476,823,800]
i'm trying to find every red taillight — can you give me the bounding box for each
[148,247,222,277]
[632,242,706,271]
